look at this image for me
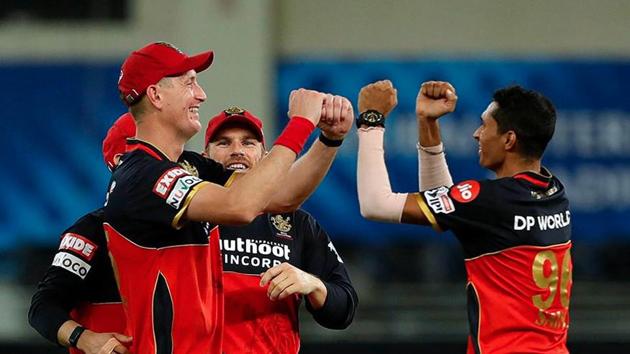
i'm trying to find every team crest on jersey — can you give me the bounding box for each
[450,180,480,203]
[424,186,455,214]
[271,215,293,239]
[179,160,199,177]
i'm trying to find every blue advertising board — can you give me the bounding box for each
[1,59,629,250]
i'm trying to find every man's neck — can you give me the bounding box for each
[494,155,542,179]
[135,118,186,162]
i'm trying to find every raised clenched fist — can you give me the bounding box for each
[416,81,458,120]
[319,95,354,141]
[288,88,325,126]
[358,80,398,116]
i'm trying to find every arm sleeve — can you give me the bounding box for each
[28,267,83,345]
[417,143,454,190]
[108,160,208,230]
[28,214,105,345]
[356,127,408,223]
[299,212,358,329]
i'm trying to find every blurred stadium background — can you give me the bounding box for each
[1,1,630,353]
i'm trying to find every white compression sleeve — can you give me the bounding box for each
[417,143,454,190]
[357,127,408,223]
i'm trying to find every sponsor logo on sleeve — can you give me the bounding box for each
[52,252,92,279]
[59,233,98,261]
[153,167,189,198]
[424,186,455,214]
[450,180,481,203]
[166,175,202,209]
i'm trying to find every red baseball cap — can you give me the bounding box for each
[205,107,265,148]
[102,113,137,170]
[118,42,214,106]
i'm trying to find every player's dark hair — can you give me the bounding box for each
[492,85,556,159]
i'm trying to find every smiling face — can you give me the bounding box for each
[205,124,264,171]
[157,69,207,139]
[473,102,508,172]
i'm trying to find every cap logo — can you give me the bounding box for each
[224,106,245,116]
[118,70,124,84]
[154,41,184,54]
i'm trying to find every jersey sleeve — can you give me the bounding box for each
[107,158,209,230]
[298,211,358,329]
[28,211,105,345]
[416,179,499,234]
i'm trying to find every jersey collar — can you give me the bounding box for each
[126,139,170,161]
[513,167,552,189]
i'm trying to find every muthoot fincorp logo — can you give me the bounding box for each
[220,238,291,260]
[220,238,291,270]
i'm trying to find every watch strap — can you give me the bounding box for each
[318,132,343,147]
[68,326,86,348]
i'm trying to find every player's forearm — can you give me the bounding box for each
[29,295,72,345]
[417,115,443,147]
[266,139,337,212]
[417,117,454,190]
[356,128,407,223]
[306,276,328,310]
[56,320,82,347]
[29,273,79,345]
[222,146,298,223]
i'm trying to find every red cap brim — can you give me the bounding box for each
[169,50,214,77]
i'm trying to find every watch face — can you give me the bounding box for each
[366,112,379,123]
[357,110,385,128]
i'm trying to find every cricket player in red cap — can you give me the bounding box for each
[104,41,354,354]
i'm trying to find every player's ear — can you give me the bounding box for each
[145,84,162,109]
[504,130,517,151]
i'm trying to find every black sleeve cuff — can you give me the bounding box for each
[305,281,357,330]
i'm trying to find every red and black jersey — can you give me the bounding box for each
[220,210,357,354]
[416,168,572,354]
[104,139,234,354]
[28,209,126,354]
[28,147,232,353]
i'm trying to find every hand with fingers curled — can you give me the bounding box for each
[318,94,355,141]
[77,330,131,354]
[288,88,326,126]
[260,262,327,309]
[358,79,398,116]
[416,81,458,121]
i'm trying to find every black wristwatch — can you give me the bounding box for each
[68,326,86,348]
[356,110,385,128]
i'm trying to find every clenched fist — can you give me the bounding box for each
[416,81,458,120]
[319,94,354,141]
[358,80,398,116]
[288,88,326,126]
